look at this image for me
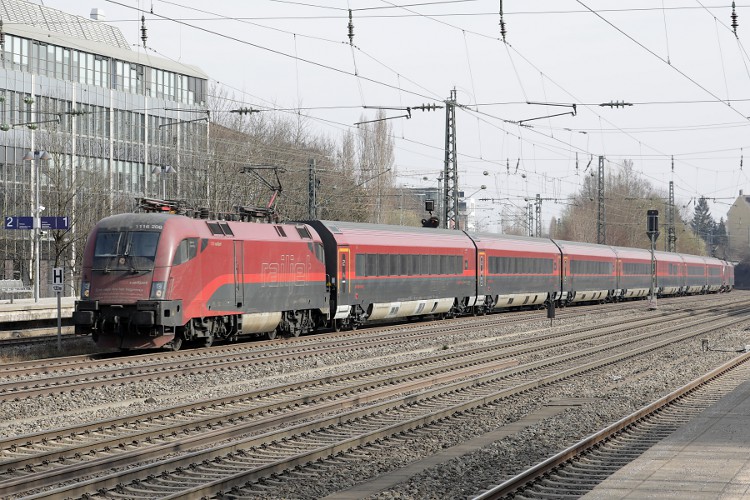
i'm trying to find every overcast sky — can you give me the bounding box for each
[38,0,750,230]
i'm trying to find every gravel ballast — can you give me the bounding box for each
[1,293,747,499]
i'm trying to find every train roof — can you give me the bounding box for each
[703,256,728,266]
[95,213,176,230]
[95,213,323,243]
[652,250,684,263]
[679,253,708,265]
[306,220,475,248]
[310,220,465,235]
[469,231,560,252]
[550,238,617,258]
[608,245,652,260]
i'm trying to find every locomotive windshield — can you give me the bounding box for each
[93,231,160,271]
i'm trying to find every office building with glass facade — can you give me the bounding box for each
[0,0,209,295]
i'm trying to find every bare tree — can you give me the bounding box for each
[559,160,705,253]
[500,204,529,236]
[0,97,127,294]
[356,110,395,223]
[204,90,369,223]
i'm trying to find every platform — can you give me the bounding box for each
[583,378,750,499]
[0,296,75,324]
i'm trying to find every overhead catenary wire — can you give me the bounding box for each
[661,0,671,64]
[138,0,746,183]
[95,0,750,221]
[715,16,731,102]
[575,0,750,122]
[106,0,439,102]
[92,3,750,21]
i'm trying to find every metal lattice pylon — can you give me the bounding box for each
[667,180,676,252]
[597,156,605,244]
[308,158,317,219]
[443,89,459,229]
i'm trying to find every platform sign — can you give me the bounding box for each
[52,267,64,293]
[40,216,69,230]
[4,216,34,229]
[52,267,64,351]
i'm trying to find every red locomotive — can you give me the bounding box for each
[74,212,328,349]
[73,208,734,351]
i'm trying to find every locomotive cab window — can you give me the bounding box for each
[127,232,159,258]
[173,238,198,265]
[94,232,121,257]
[93,230,160,271]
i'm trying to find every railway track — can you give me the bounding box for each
[0,298,737,402]
[0,292,734,378]
[0,291,717,359]
[2,300,747,498]
[0,329,77,348]
[473,348,750,499]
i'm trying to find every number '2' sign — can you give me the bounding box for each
[4,216,34,229]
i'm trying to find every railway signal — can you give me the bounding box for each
[647,210,660,310]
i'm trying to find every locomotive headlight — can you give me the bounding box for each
[150,281,165,299]
[81,281,90,298]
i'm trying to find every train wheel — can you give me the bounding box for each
[334,319,342,332]
[169,334,183,351]
[266,330,277,340]
[203,333,214,348]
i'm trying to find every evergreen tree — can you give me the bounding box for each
[714,217,728,258]
[691,197,714,244]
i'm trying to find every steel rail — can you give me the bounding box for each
[0,301,729,402]
[472,349,750,499]
[2,304,716,473]
[20,309,749,499]
[3,306,715,485]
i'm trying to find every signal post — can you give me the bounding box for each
[647,210,660,310]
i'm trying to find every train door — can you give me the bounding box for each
[338,247,351,299]
[681,262,687,291]
[234,241,244,307]
[552,258,558,283]
[478,251,486,288]
[562,256,569,288]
